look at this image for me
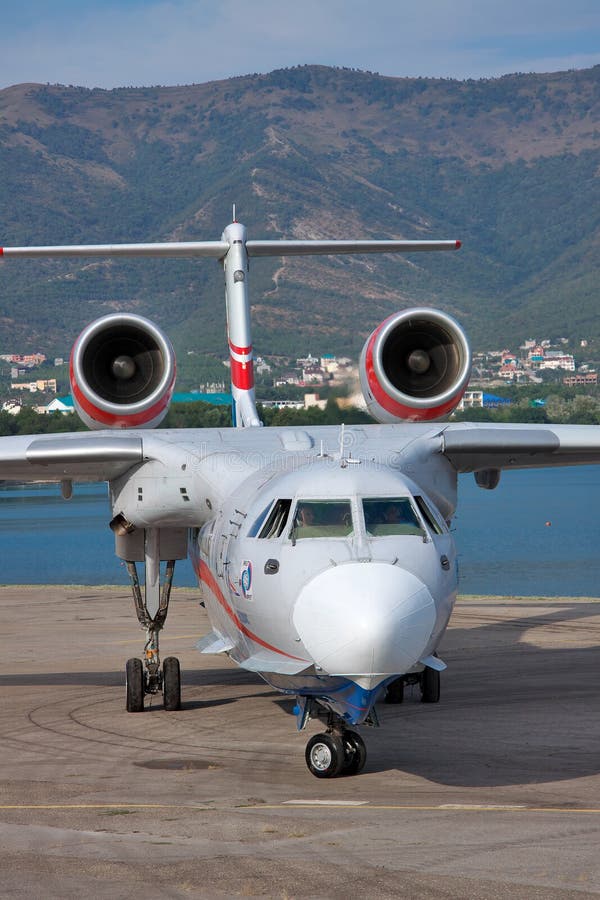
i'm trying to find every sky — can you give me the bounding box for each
[1,0,600,90]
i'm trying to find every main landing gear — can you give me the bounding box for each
[124,554,181,712]
[384,664,441,705]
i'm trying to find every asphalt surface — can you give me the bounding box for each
[1,585,600,898]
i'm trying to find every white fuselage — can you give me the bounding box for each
[188,454,458,722]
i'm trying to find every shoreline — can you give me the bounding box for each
[0,584,598,602]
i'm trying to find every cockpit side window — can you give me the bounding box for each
[248,501,274,537]
[414,495,446,534]
[363,497,424,537]
[257,499,292,539]
[291,500,353,539]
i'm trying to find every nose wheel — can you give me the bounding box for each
[305,730,367,778]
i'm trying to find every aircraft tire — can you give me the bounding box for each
[163,656,181,711]
[126,657,144,713]
[305,733,345,778]
[384,677,404,704]
[343,731,367,775]
[421,666,440,703]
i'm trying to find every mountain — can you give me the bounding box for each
[1,64,600,374]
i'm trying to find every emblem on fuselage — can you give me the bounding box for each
[241,560,253,599]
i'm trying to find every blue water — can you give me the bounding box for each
[0,466,599,595]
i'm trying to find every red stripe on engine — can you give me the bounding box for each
[230,355,254,390]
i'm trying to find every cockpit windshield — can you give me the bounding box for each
[292,500,353,539]
[363,497,424,537]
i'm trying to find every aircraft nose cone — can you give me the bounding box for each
[293,563,435,678]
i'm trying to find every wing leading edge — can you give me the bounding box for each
[440,422,600,473]
[0,433,144,482]
[2,422,600,486]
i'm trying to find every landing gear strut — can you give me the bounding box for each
[124,543,181,712]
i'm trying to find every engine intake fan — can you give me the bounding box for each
[359,308,471,423]
[70,314,176,429]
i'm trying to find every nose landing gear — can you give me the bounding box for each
[305,728,367,778]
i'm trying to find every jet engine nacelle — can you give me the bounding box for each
[70,313,176,429]
[359,308,471,423]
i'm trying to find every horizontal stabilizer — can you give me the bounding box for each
[196,632,234,654]
[419,654,447,672]
[1,241,229,259]
[246,239,460,257]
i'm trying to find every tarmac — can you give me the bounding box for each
[1,585,600,898]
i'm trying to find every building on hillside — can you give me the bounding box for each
[320,354,338,374]
[260,393,328,412]
[274,374,301,387]
[260,399,304,410]
[301,365,325,384]
[39,397,74,415]
[527,345,546,366]
[296,353,319,368]
[171,392,232,406]
[1,400,22,415]
[456,391,512,411]
[540,352,575,371]
[303,392,327,411]
[255,357,272,375]
[499,364,520,380]
[457,391,483,409]
[1,353,46,366]
[11,378,57,393]
[563,372,598,385]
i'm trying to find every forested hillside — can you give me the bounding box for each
[1,64,599,367]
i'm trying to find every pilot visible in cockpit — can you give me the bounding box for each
[365,498,423,537]
[297,504,316,527]
[294,500,353,539]
[382,502,405,523]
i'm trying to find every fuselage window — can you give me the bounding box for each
[291,500,353,539]
[414,495,445,535]
[363,497,424,537]
[258,499,292,539]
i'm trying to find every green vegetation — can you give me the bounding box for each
[3,385,600,436]
[1,65,600,365]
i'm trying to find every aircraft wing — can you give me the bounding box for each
[2,422,600,490]
[0,433,144,483]
[440,422,600,473]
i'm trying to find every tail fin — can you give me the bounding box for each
[222,221,261,428]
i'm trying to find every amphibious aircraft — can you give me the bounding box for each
[1,217,600,778]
